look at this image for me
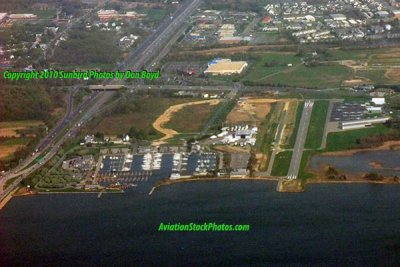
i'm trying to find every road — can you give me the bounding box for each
[287,100,314,180]
[0,0,203,202]
[119,0,202,71]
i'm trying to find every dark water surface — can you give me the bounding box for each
[1,181,400,266]
[310,150,400,176]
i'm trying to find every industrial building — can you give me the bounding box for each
[339,117,390,130]
[204,59,248,75]
[9,14,37,20]
[371,98,385,105]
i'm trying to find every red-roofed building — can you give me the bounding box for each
[262,16,272,24]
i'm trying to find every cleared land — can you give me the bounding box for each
[0,120,43,137]
[165,102,221,132]
[226,98,275,124]
[92,97,196,137]
[0,138,30,159]
[304,100,329,149]
[152,99,221,145]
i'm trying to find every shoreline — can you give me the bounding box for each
[2,174,400,211]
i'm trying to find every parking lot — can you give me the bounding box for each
[330,102,367,122]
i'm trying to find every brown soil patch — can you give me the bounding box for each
[369,161,383,169]
[385,69,400,82]
[0,145,24,159]
[256,153,268,172]
[213,145,250,154]
[0,127,25,137]
[226,98,276,124]
[152,99,220,145]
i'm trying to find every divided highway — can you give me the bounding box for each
[0,0,203,203]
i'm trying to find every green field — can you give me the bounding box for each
[91,97,198,138]
[298,150,316,180]
[271,151,292,176]
[285,101,304,149]
[324,124,393,152]
[136,8,169,23]
[256,102,284,171]
[243,53,302,81]
[243,52,352,88]
[304,100,329,149]
[165,102,220,133]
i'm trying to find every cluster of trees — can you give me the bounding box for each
[52,26,121,66]
[364,172,384,181]
[325,166,347,180]
[34,169,79,188]
[127,126,148,141]
[356,130,400,149]
[0,84,65,123]
[112,97,143,115]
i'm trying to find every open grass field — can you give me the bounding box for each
[298,150,316,180]
[136,8,168,23]
[255,101,284,171]
[164,101,221,133]
[271,151,292,176]
[243,53,302,82]
[243,52,353,88]
[92,97,198,137]
[304,101,329,149]
[281,100,302,148]
[324,124,393,152]
[284,101,304,148]
[152,99,221,145]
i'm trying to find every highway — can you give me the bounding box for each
[0,0,203,203]
[287,100,314,180]
[119,0,202,71]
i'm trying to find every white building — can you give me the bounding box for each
[371,98,385,105]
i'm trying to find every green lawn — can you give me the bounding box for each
[263,64,352,88]
[243,53,302,82]
[92,97,198,138]
[285,101,304,149]
[298,150,316,180]
[136,8,169,23]
[324,124,393,152]
[255,102,284,171]
[271,151,292,176]
[304,100,329,149]
[242,52,353,88]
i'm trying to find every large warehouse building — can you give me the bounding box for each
[204,59,248,75]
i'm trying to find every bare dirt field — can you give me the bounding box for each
[0,145,24,159]
[152,99,220,145]
[0,121,43,137]
[385,69,400,82]
[213,145,250,154]
[226,98,276,124]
